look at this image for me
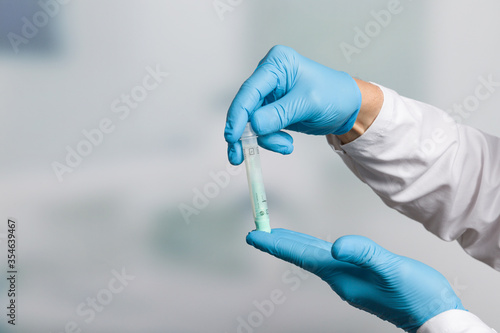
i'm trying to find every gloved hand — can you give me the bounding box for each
[224,45,362,165]
[246,229,465,333]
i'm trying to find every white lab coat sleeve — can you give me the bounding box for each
[327,84,500,270]
[417,310,496,333]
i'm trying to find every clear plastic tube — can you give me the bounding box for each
[241,123,271,232]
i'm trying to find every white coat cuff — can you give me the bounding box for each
[417,310,496,333]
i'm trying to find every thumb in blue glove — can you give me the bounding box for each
[225,45,362,165]
[246,229,465,333]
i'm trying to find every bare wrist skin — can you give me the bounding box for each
[337,79,383,144]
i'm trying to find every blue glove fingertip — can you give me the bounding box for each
[331,235,380,267]
[246,229,276,252]
[228,142,244,165]
[246,228,286,247]
[257,132,294,155]
[246,231,256,246]
[331,235,360,260]
[251,110,273,136]
[333,236,400,274]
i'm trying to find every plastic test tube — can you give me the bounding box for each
[241,123,271,233]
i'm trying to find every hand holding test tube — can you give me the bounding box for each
[241,123,271,233]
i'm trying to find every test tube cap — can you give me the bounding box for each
[241,122,256,139]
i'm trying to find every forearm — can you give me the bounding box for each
[337,79,384,144]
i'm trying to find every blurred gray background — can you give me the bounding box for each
[1,0,499,332]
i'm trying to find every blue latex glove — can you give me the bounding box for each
[224,45,362,165]
[247,229,465,333]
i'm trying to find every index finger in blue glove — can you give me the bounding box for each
[246,228,334,274]
[251,91,299,136]
[224,65,280,144]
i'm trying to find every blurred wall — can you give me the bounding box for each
[0,1,499,332]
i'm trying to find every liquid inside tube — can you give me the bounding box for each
[241,123,271,233]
